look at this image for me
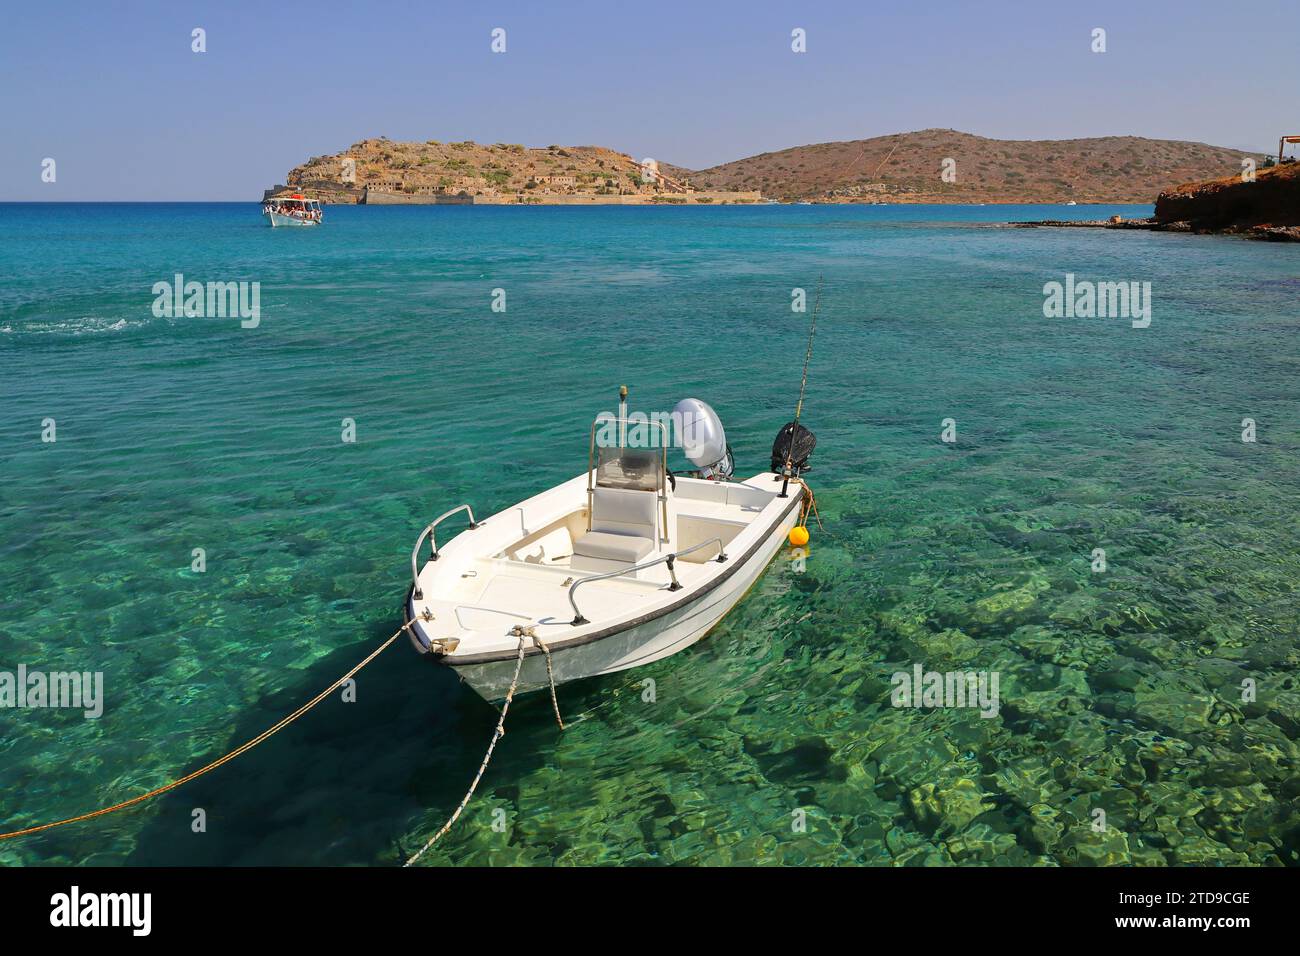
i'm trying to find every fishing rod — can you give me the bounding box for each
[777,275,822,499]
[793,275,821,430]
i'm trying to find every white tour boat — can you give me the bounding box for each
[403,390,816,701]
[262,194,322,227]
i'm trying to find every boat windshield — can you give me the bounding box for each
[595,446,661,491]
[587,413,667,494]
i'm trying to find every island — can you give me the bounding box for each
[264,138,761,206]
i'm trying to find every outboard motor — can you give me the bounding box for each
[672,398,734,480]
[771,421,816,476]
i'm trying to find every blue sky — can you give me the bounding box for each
[2,0,1295,200]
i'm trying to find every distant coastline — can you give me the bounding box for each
[265,129,1264,207]
[268,185,765,206]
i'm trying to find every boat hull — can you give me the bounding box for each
[264,211,320,227]
[410,492,801,701]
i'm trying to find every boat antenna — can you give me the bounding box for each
[618,384,628,448]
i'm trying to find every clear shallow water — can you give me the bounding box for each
[1,202,1298,866]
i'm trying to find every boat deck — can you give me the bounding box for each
[433,557,665,630]
[408,471,795,660]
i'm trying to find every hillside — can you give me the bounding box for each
[671,129,1256,203]
[274,138,757,204]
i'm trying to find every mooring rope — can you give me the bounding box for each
[405,632,528,866]
[502,625,565,730]
[786,476,826,534]
[532,634,566,730]
[0,621,415,843]
[402,622,572,866]
[802,481,825,531]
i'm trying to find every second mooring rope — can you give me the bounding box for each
[533,634,566,730]
[404,624,568,866]
[405,632,528,866]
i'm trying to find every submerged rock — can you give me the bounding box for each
[1130,686,1216,735]
[1026,803,1064,852]
[945,823,1019,863]
[907,778,995,836]
[1060,826,1132,866]
[971,581,1046,627]
[904,627,981,664]
[991,757,1058,807]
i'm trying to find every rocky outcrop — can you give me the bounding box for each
[1010,163,1300,241]
[1155,162,1300,234]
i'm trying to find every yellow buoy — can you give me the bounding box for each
[789,525,810,547]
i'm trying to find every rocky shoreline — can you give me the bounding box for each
[1009,217,1300,242]
[1012,162,1300,242]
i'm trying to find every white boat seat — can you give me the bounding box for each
[573,485,660,569]
[573,530,654,564]
[587,486,658,537]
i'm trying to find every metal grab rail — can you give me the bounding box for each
[411,504,480,599]
[569,537,728,625]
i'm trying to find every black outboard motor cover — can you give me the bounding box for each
[771,422,816,474]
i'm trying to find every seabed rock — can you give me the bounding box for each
[971,581,1046,627]
[1060,826,1132,866]
[1171,835,1251,866]
[890,843,955,866]
[1011,624,1107,669]
[907,778,995,836]
[992,757,1059,806]
[1026,803,1064,852]
[1130,686,1216,735]
[872,736,960,791]
[1091,663,1146,693]
[945,822,1019,862]
[905,626,980,664]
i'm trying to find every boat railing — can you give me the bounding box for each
[568,537,727,625]
[411,504,480,599]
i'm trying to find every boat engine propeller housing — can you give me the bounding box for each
[770,421,816,476]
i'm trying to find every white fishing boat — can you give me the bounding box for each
[262,194,322,227]
[403,390,817,701]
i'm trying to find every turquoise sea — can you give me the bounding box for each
[2,202,1298,866]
